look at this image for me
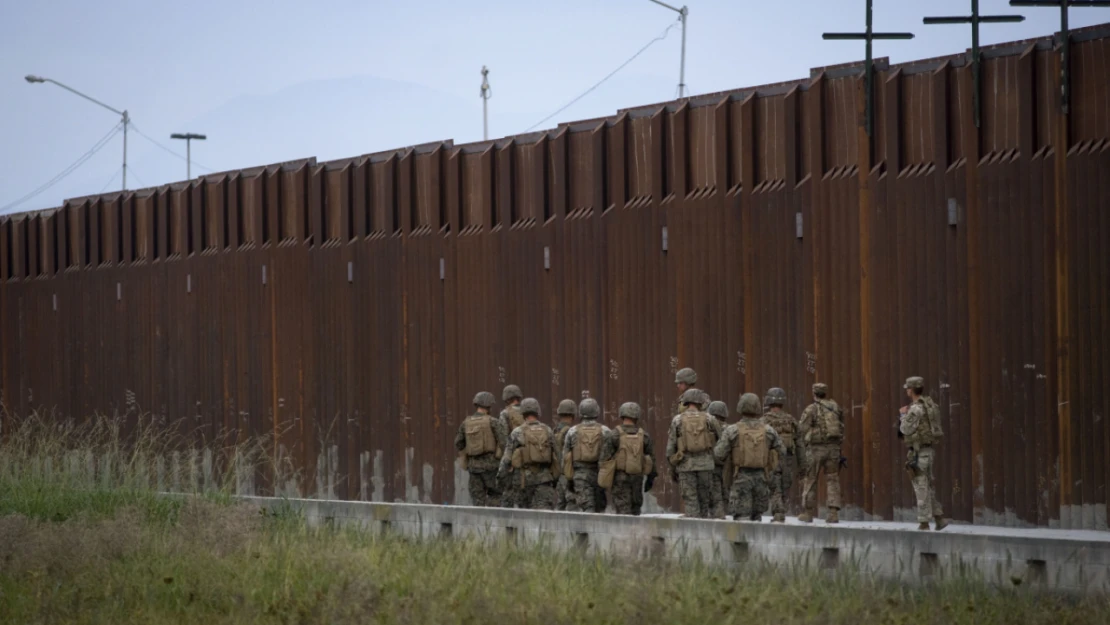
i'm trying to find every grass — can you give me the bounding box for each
[1,414,1108,624]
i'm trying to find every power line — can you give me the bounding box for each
[0,121,123,213]
[127,164,148,189]
[100,167,123,193]
[130,122,214,173]
[525,21,680,132]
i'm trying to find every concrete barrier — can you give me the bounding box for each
[239,495,1110,594]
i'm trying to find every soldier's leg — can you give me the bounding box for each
[768,469,785,516]
[678,471,702,517]
[467,470,487,507]
[695,470,717,518]
[752,472,770,521]
[710,467,726,518]
[499,471,517,508]
[531,482,557,510]
[629,474,644,516]
[823,446,842,510]
[800,459,820,513]
[574,471,599,512]
[921,449,943,518]
[910,449,935,522]
[518,483,534,510]
[591,470,607,512]
[732,472,754,519]
[610,473,631,515]
[781,457,796,512]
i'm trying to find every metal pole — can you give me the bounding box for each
[480,66,491,141]
[122,111,128,191]
[1060,0,1069,114]
[186,138,191,180]
[865,0,873,137]
[678,6,688,97]
[972,0,981,128]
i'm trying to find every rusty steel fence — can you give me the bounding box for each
[2,27,1108,528]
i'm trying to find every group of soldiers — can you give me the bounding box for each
[455,367,949,531]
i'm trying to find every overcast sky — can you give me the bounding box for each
[0,0,1096,215]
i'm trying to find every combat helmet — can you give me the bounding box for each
[737,393,762,416]
[618,402,642,420]
[763,387,786,407]
[707,400,728,420]
[519,397,542,417]
[556,399,578,416]
[680,388,705,408]
[674,367,698,385]
[472,391,496,409]
[502,384,523,402]
[579,398,600,419]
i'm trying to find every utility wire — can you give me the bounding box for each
[127,164,148,189]
[100,167,123,193]
[525,21,680,132]
[130,122,214,173]
[0,122,123,213]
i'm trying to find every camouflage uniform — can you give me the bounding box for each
[797,383,843,522]
[498,385,526,508]
[453,395,508,507]
[563,398,610,513]
[715,394,786,520]
[899,376,946,530]
[706,401,731,518]
[599,403,657,516]
[666,389,724,518]
[498,399,557,510]
[669,368,711,420]
[761,388,803,521]
[553,399,579,512]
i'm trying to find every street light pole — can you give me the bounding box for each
[480,66,491,141]
[170,133,207,180]
[24,74,129,191]
[647,0,688,98]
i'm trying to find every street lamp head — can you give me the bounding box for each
[171,133,206,141]
[24,75,46,84]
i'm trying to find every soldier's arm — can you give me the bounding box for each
[644,432,657,474]
[797,406,812,435]
[493,418,508,450]
[709,415,723,437]
[899,405,922,437]
[599,431,617,463]
[767,426,787,457]
[498,432,518,474]
[665,418,679,459]
[454,421,467,451]
[713,426,734,461]
[562,428,575,458]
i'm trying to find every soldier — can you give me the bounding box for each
[715,393,786,521]
[454,391,508,507]
[899,376,949,531]
[666,388,724,518]
[563,398,610,512]
[706,401,731,518]
[761,387,804,523]
[599,402,657,515]
[672,367,712,419]
[498,384,525,508]
[797,383,844,523]
[497,398,557,510]
[553,399,580,512]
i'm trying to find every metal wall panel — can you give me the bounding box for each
[1,29,1108,525]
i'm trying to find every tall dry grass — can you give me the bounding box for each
[1,412,1108,624]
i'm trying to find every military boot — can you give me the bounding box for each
[934,516,949,531]
[772,513,786,523]
[797,510,815,523]
[917,522,930,531]
[825,507,839,524]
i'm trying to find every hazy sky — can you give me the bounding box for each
[0,0,1097,215]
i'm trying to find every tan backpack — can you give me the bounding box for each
[731,422,769,470]
[616,429,645,475]
[680,411,714,454]
[807,400,844,443]
[763,413,795,452]
[522,423,551,465]
[463,414,497,457]
[505,406,525,432]
[572,422,603,463]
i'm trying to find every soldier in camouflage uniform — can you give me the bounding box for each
[599,402,657,515]
[498,385,525,508]
[563,398,611,513]
[552,399,580,512]
[797,383,844,524]
[454,391,508,507]
[715,393,786,521]
[497,398,557,510]
[666,389,724,518]
[899,376,949,531]
[706,401,731,518]
[671,367,712,420]
[761,387,804,522]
